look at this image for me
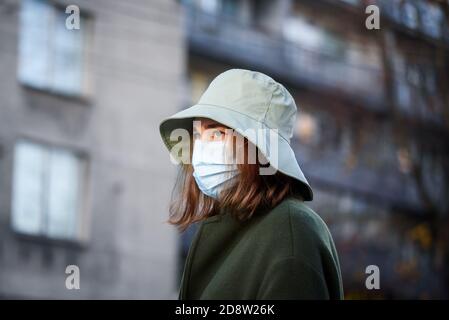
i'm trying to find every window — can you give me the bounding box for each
[18,0,88,96]
[221,0,238,17]
[12,140,87,241]
[198,0,220,14]
[402,2,419,30]
[195,0,238,16]
[418,2,443,38]
[295,112,319,145]
[282,16,346,59]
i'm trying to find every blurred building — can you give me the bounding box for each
[1,0,448,300]
[179,0,449,299]
[0,0,184,298]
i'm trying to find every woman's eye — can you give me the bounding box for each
[193,132,201,140]
[213,130,223,140]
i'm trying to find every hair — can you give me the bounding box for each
[167,137,304,232]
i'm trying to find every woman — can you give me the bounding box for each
[159,69,343,300]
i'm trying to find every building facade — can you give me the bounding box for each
[180,0,449,299]
[0,0,184,298]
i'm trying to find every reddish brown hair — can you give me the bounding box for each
[167,138,304,232]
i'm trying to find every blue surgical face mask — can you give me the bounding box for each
[191,139,239,199]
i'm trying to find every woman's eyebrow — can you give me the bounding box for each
[204,124,226,129]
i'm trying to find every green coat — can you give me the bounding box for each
[178,197,344,300]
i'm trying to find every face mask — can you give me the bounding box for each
[191,139,239,199]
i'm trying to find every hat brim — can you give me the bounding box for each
[159,103,313,201]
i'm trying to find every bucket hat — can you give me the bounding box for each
[159,69,313,201]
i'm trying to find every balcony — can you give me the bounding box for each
[185,7,386,112]
[374,0,449,44]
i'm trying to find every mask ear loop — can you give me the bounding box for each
[221,132,242,196]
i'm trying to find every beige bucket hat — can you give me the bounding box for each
[159,69,313,201]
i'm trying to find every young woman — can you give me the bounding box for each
[159,69,343,300]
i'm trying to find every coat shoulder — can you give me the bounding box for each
[266,197,331,236]
[260,197,335,259]
[285,198,332,240]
